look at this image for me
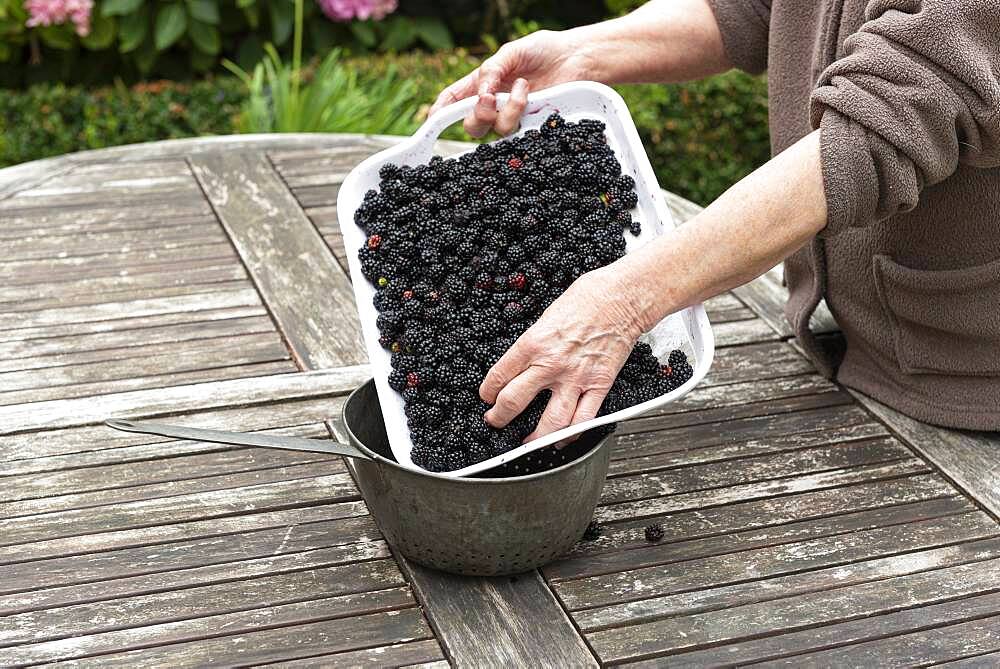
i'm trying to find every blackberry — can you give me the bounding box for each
[388,369,406,392]
[467,441,493,464]
[644,523,665,543]
[440,450,468,472]
[355,113,677,472]
[582,520,602,541]
[669,360,694,388]
[668,349,687,367]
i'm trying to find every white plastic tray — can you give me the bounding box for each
[337,81,714,477]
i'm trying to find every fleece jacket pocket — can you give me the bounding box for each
[874,254,1000,376]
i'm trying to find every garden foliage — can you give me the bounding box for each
[0,49,769,205]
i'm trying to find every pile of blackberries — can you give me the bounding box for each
[355,113,694,472]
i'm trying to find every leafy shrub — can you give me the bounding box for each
[1,0,454,87]
[226,46,419,134]
[0,78,244,165]
[618,73,770,205]
[0,51,769,205]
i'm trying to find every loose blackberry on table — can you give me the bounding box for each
[355,113,694,473]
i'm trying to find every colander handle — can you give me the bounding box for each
[419,91,514,141]
[104,418,372,460]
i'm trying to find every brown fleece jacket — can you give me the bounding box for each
[706,0,1000,429]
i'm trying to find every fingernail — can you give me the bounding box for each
[514,78,528,92]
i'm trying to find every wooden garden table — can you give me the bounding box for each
[1,134,999,667]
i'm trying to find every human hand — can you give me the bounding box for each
[427,30,596,138]
[479,262,649,443]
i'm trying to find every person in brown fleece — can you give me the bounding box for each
[429,0,1000,437]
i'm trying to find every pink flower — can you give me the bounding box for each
[317,0,397,22]
[25,0,93,37]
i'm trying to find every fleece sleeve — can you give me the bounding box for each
[705,0,772,74]
[810,0,1000,236]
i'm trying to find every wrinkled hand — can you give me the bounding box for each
[480,264,647,442]
[428,30,595,138]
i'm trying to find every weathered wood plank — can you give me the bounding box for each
[0,500,368,566]
[550,495,971,584]
[0,315,271,365]
[0,554,399,648]
[600,439,910,506]
[662,588,1000,668]
[189,152,365,367]
[267,142,391,166]
[0,360,295,407]
[0,287,260,330]
[617,389,853,435]
[54,159,193,182]
[268,147,380,176]
[703,341,814,386]
[762,615,1000,668]
[0,456,344,519]
[654,374,838,416]
[589,555,1000,664]
[1,514,379,600]
[32,607,433,668]
[0,262,246,307]
[259,639,446,668]
[290,183,342,208]
[0,539,391,619]
[607,435,906,500]
[850,390,1000,520]
[0,242,237,284]
[0,366,366,437]
[607,422,890,478]
[1,423,334,502]
[0,182,203,211]
[574,533,1000,636]
[3,590,421,667]
[0,473,359,547]
[596,459,931,524]
[0,223,224,262]
[0,305,266,345]
[0,206,214,238]
[0,327,281,375]
[611,404,876,461]
[12,173,193,197]
[562,475,957,562]
[0,334,289,400]
[2,398,347,474]
[731,270,794,338]
[6,280,251,319]
[320,232,350,273]
[711,317,782,347]
[935,651,1000,668]
[0,155,75,201]
[555,512,997,611]
[397,562,598,669]
[708,306,758,323]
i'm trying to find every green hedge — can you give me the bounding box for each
[0,51,769,204]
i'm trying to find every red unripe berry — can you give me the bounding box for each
[367,234,382,249]
[508,157,523,169]
[509,272,527,291]
[406,372,420,388]
[402,290,414,300]
[660,365,673,377]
